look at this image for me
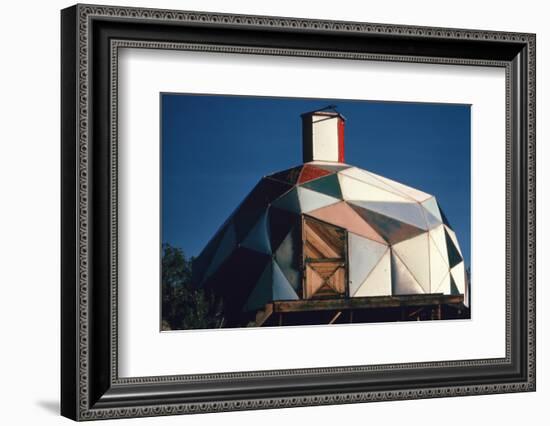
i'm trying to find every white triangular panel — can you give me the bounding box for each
[393,233,431,293]
[241,211,271,254]
[272,261,299,300]
[366,170,432,202]
[338,174,411,203]
[433,271,451,295]
[421,197,443,229]
[429,235,449,293]
[348,232,388,295]
[297,187,340,213]
[339,167,414,200]
[422,197,442,220]
[354,249,391,297]
[451,261,466,294]
[391,250,425,295]
[429,224,448,263]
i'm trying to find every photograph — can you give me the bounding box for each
[161,94,471,331]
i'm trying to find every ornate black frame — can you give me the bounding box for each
[61,4,536,421]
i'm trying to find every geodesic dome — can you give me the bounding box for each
[192,161,468,314]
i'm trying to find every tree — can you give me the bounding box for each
[161,243,224,330]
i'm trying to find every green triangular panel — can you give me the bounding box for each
[271,188,301,214]
[301,173,342,199]
[445,228,463,268]
[241,211,271,255]
[243,262,273,312]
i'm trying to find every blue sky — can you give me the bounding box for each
[162,94,471,268]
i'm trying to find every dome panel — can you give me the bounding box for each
[339,174,412,203]
[268,206,300,252]
[243,262,273,312]
[271,187,301,213]
[348,232,388,296]
[241,211,271,255]
[365,170,432,202]
[353,249,391,297]
[444,227,463,268]
[433,271,451,295]
[340,167,414,200]
[350,204,425,245]
[429,236,449,292]
[307,201,385,244]
[391,250,425,295]
[266,165,303,185]
[298,164,332,184]
[350,200,427,230]
[451,262,466,294]
[204,222,237,280]
[274,227,302,292]
[393,233,431,293]
[297,187,340,213]
[301,173,342,199]
[272,261,299,301]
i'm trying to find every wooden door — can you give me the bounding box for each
[303,216,348,299]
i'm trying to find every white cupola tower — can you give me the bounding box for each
[301,107,346,163]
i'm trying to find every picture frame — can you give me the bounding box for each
[61,3,536,421]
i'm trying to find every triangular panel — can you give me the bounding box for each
[366,171,432,202]
[298,164,332,184]
[348,232,387,295]
[429,236,449,293]
[350,204,425,245]
[450,274,460,295]
[445,227,463,268]
[204,223,237,280]
[391,250,425,295]
[297,187,340,213]
[450,261,466,294]
[433,271,451,295]
[301,173,342,199]
[351,200,427,230]
[312,162,351,173]
[266,166,303,185]
[444,225,463,256]
[241,211,271,254]
[429,225,448,265]
[307,202,385,244]
[272,261,299,301]
[353,249,392,297]
[271,187,301,213]
[393,233,431,293]
[339,174,412,203]
[340,167,414,200]
[274,227,302,292]
[243,262,273,312]
[268,206,300,252]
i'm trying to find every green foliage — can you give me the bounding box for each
[161,244,225,330]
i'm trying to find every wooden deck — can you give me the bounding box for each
[254,294,465,327]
